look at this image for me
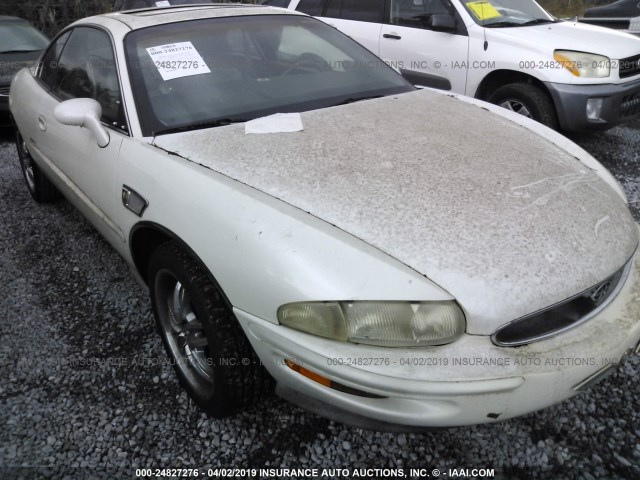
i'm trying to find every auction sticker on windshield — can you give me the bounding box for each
[466,1,502,20]
[146,42,211,81]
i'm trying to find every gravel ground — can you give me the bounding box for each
[0,121,639,480]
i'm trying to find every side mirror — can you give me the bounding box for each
[54,98,110,148]
[429,14,456,32]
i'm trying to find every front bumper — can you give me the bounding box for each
[237,245,640,429]
[546,76,640,132]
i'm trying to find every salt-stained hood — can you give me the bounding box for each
[152,89,639,334]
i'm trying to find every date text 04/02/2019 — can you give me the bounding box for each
[207,468,405,477]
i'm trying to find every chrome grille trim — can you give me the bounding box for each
[0,86,10,96]
[492,255,635,347]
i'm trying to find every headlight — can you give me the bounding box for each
[278,301,466,347]
[553,50,610,78]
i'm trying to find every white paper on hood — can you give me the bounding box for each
[156,1,171,6]
[244,113,304,135]
[146,41,211,81]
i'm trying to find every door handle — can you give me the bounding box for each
[37,116,47,132]
[383,33,402,40]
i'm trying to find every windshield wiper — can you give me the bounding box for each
[334,95,384,106]
[485,18,558,28]
[484,21,522,28]
[520,18,558,26]
[152,118,246,136]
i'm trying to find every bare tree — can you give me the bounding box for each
[0,0,112,37]
[1,1,266,37]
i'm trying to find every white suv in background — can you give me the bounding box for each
[284,0,640,132]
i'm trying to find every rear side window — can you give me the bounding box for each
[325,0,385,23]
[263,0,290,6]
[296,0,326,15]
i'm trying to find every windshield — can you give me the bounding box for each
[125,15,413,136]
[0,21,49,53]
[459,0,555,27]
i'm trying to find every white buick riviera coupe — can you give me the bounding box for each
[9,4,640,429]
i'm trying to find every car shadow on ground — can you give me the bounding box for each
[0,126,15,143]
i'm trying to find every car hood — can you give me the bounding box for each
[484,21,640,60]
[153,89,639,334]
[0,51,41,85]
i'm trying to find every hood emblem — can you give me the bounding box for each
[589,280,612,303]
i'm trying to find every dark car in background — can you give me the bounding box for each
[585,0,640,18]
[581,0,640,34]
[0,16,48,125]
[113,0,215,10]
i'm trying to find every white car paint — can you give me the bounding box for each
[152,90,638,334]
[285,0,640,131]
[9,5,640,428]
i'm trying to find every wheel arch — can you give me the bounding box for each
[129,221,234,309]
[474,69,552,102]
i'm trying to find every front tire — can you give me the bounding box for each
[15,130,60,203]
[488,83,558,130]
[149,242,273,417]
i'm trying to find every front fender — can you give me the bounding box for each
[116,140,453,324]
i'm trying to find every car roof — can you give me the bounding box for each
[0,16,28,22]
[113,0,217,11]
[86,4,301,31]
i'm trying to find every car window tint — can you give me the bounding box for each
[125,15,411,136]
[38,31,71,89]
[325,0,385,23]
[262,0,290,6]
[126,0,153,7]
[389,0,450,28]
[53,27,126,131]
[296,0,326,15]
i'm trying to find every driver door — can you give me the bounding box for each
[32,26,129,247]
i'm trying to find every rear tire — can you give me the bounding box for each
[488,83,558,130]
[148,242,273,417]
[15,130,60,203]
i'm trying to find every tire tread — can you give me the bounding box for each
[16,130,60,203]
[150,242,273,417]
[488,82,558,130]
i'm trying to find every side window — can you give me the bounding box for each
[388,0,455,29]
[52,27,127,131]
[263,0,290,6]
[38,31,71,89]
[295,0,326,15]
[325,0,385,23]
